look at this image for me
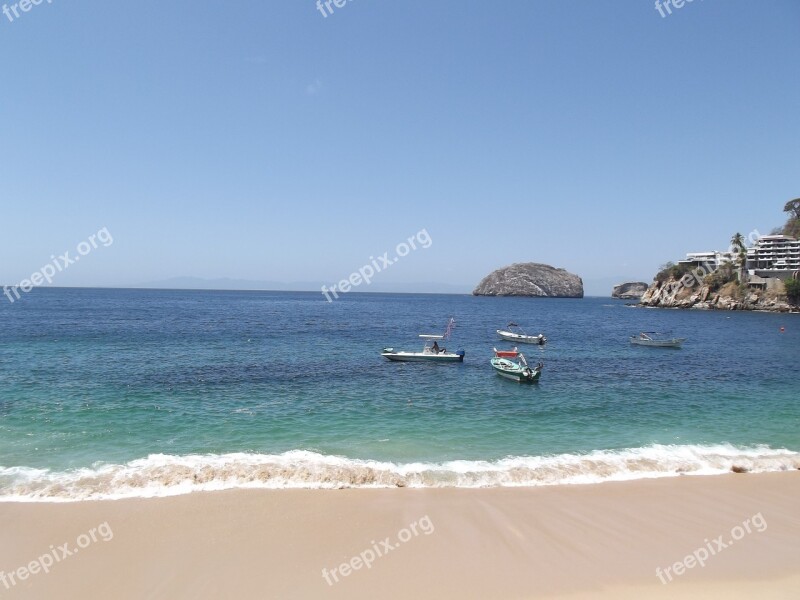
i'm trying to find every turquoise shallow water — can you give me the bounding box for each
[0,288,798,499]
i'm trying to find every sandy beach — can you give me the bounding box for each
[1,472,798,599]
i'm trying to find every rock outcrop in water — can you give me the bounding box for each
[612,282,649,299]
[473,263,583,297]
[639,278,796,312]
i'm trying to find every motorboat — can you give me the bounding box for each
[490,348,542,383]
[497,322,547,345]
[381,318,465,363]
[630,332,685,348]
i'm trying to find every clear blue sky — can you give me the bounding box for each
[2,0,798,296]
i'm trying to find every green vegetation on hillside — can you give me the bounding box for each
[781,198,800,238]
[704,262,738,292]
[654,262,692,283]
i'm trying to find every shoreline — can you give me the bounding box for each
[1,472,798,599]
[3,443,799,502]
[637,277,798,313]
[636,304,800,313]
[631,301,800,313]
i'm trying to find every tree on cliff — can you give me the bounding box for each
[784,198,800,220]
[783,198,800,238]
[730,232,747,284]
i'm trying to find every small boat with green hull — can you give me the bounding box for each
[490,348,542,383]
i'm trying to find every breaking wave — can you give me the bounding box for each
[1,444,798,502]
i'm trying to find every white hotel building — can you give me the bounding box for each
[677,251,737,271]
[677,235,800,281]
[746,235,800,276]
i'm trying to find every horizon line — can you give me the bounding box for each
[1,284,621,298]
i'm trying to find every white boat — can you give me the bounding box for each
[381,319,465,363]
[497,322,547,345]
[490,348,542,383]
[630,332,686,348]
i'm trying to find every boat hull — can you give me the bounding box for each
[630,338,685,348]
[490,358,541,383]
[381,350,465,363]
[497,331,546,345]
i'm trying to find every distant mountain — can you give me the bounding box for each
[131,277,307,291]
[129,277,471,295]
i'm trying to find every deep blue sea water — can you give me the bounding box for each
[1,288,798,500]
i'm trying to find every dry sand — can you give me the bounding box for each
[1,472,798,599]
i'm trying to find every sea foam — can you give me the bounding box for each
[1,444,798,502]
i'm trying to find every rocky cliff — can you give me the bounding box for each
[473,263,583,297]
[612,282,649,299]
[639,278,795,312]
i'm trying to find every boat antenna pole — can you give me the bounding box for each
[444,317,455,340]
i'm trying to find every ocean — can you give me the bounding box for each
[1,288,798,501]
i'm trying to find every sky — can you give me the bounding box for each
[1,0,799,296]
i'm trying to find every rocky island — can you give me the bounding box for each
[612,282,649,299]
[473,263,583,297]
